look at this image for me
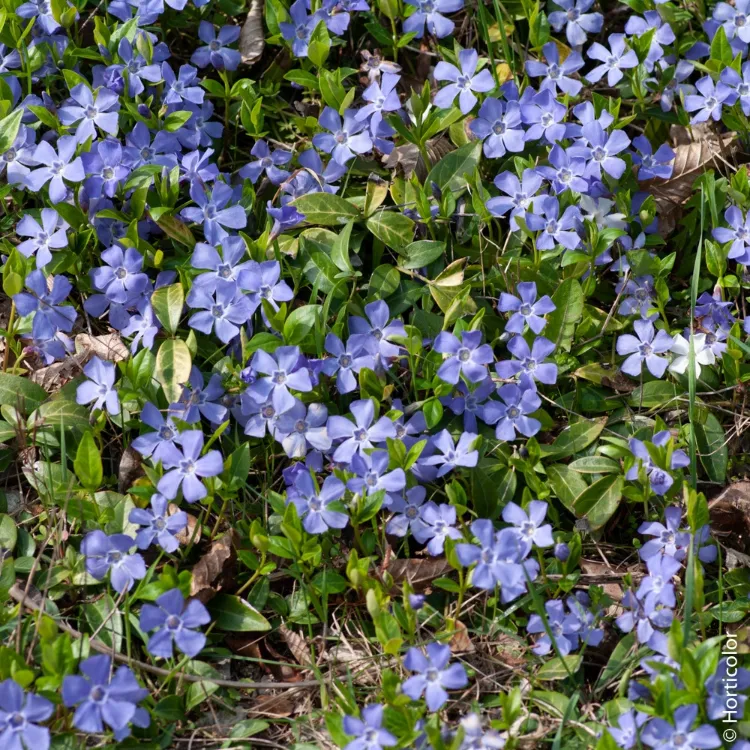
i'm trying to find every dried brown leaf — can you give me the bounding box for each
[118,447,144,493]
[709,481,750,554]
[171,503,201,546]
[279,622,314,667]
[449,621,475,653]
[384,138,454,182]
[239,0,265,65]
[247,692,298,718]
[646,131,738,237]
[386,557,452,592]
[75,333,129,362]
[580,560,624,604]
[190,530,239,602]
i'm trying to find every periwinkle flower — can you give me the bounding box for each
[76,356,119,415]
[82,138,130,199]
[503,501,553,551]
[434,49,495,114]
[637,554,681,611]
[641,705,721,750]
[420,430,478,477]
[187,285,253,344]
[62,656,149,741]
[483,383,542,441]
[499,281,555,334]
[624,12,675,71]
[321,333,378,393]
[721,64,750,115]
[180,148,219,184]
[527,599,581,656]
[360,50,401,82]
[178,102,224,150]
[631,135,675,181]
[191,22,241,70]
[548,0,603,47]
[668,332,715,379]
[408,594,425,610]
[288,472,348,534]
[275,402,332,458]
[695,290,736,330]
[433,330,494,384]
[116,38,162,97]
[0,679,53,750]
[169,369,227,425]
[241,392,288,438]
[280,0,316,57]
[347,450,405,497]
[238,259,294,312]
[486,169,545,230]
[401,643,468,711]
[81,531,146,592]
[554,542,570,561]
[90,245,148,304]
[162,63,204,105]
[181,182,247,245]
[658,60,696,112]
[469,98,525,158]
[638,506,690,560]
[191,237,255,294]
[685,76,735,123]
[239,140,292,185]
[616,276,657,319]
[58,84,120,143]
[131,403,183,465]
[616,320,674,378]
[356,73,401,136]
[586,34,638,86]
[386,486,428,537]
[267,202,306,240]
[403,0,463,39]
[412,501,462,555]
[536,144,588,195]
[349,300,406,359]
[525,42,584,96]
[713,0,750,43]
[342,705,397,750]
[122,123,179,170]
[574,122,631,180]
[250,346,313,413]
[327,398,396,462]
[140,589,211,658]
[443,379,495,432]
[456,520,527,593]
[705,659,750,720]
[495,335,558,385]
[522,90,568,146]
[157,430,224,503]
[314,107,373,166]
[25,136,84,203]
[314,0,353,35]
[16,208,69,269]
[627,432,690,497]
[130,493,187,553]
[1,126,37,187]
[712,205,750,264]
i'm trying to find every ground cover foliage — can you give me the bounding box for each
[0,0,750,747]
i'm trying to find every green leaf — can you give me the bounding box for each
[293,193,360,226]
[284,70,321,91]
[567,456,621,474]
[694,412,728,483]
[426,140,482,195]
[710,25,733,64]
[547,464,588,511]
[572,475,624,531]
[74,431,103,492]
[331,221,355,274]
[0,109,23,153]
[366,211,415,250]
[30,397,90,431]
[154,339,192,404]
[154,214,197,248]
[283,305,322,348]
[150,283,184,335]
[163,110,192,132]
[0,515,17,552]
[627,381,682,408]
[0,374,47,413]
[546,279,584,352]
[369,264,401,297]
[84,594,123,651]
[400,240,445,269]
[537,654,583,680]
[208,594,272,631]
[307,20,331,67]
[541,417,607,460]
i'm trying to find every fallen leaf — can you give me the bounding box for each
[75,333,129,362]
[645,130,738,237]
[171,503,201,546]
[386,557,452,592]
[449,620,475,653]
[384,138,454,182]
[580,560,624,604]
[118,446,144,493]
[709,481,750,554]
[239,0,265,65]
[279,622,314,667]
[247,692,297,718]
[190,530,239,602]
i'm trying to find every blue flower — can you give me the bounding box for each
[586,34,637,86]
[536,145,588,194]
[181,182,247,245]
[433,330,494,384]
[342,705,397,750]
[419,430,478,478]
[169,368,228,425]
[495,335,558,385]
[267,202,306,240]
[81,531,147,592]
[525,42,584,96]
[116,38,162,96]
[275,402,332,458]
[442,379,495,432]
[162,63,204,105]
[129,493,187,553]
[632,135,675,181]
[157,430,224,503]
[249,346,313,413]
[131,402,183,464]
[403,0,463,39]
[0,679,53,750]
[321,333,378,393]
[486,169,545,230]
[548,0,603,47]
[288,472,348,534]
[13,270,76,342]
[434,48,495,114]
[187,284,254,344]
[239,140,292,184]
[386,486,427,537]
[280,0,317,58]
[521,89,568,144]
[58,84,120,144]
[16,209,69,269]
[191,22,241,71]
[712,205,750,264]
[76,357,119,415]
[347,450,405,497]
[411,501,462,555]
[498,281,555,334]
[685,76,735,123]
[401,642,468,711]
[62,656,150,741]
[616,320,673,378]
[90,244,148,305]
[327,399,396,462]
[469,98,525,158]
[25,136,84,203]
[527,599,581,656]
[140,588,211,658]
[483,382,542,440]
[314,107,373,166]
[641,705,721,750]
[191,237,257,294]
[627,433,689,497]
